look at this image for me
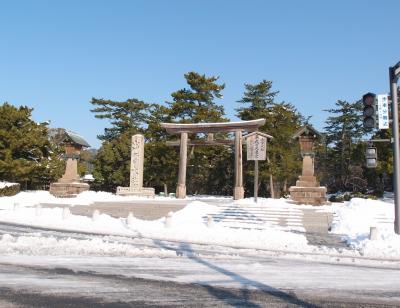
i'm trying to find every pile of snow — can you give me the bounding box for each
[331,198,394,236]
[0,190,180,210]
[0,234,176,257]
[0,181,18,189]
[347,231,400,259]
[331,197,399,258]
[0,200,312,253]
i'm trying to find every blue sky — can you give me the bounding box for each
[1,0,399,148]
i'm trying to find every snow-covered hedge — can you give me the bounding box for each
[0,182,20,197]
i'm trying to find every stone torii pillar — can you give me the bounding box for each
[176,132,188,198]
[234,130,244,200]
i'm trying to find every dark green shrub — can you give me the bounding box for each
[0,183,20,197]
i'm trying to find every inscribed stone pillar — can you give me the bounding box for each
[234,130,244,200]
[116,134,155,197]
[176,132,188,199]
[130,134,144,190]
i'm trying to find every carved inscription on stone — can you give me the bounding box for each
[130,134,144,190]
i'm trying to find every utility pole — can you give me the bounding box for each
[389,61,400,234]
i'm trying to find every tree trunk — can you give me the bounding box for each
[163,183,168,196]
[283,179,288,194]
[266,153,275,198]
[269,174,275,199]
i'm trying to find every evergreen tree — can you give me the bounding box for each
[144,103,179,194]
[92,132,132,191]
[236,80,303,198]
[90,98,150,141]
[168,72,232,195]
[323,100,364,191]
[90,98,153,191]
[168,72,226,123]
[0,103,63,189]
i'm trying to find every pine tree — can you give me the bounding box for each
[168,72,232,195]
[90,98,154,191]
[168,72,226,123]
[236,80,303,198]
[323,100,364,191]
[0,103,64,189]
[90,98,150,141]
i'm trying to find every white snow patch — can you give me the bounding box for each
[0,234,176,257]
[331,197,399,258]
[0,190,181,210]
[0,181,18,189]
[0,200,312,253]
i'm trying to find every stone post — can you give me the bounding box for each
[130,134,144,190]
[116,134,155,197]
[176,132,188,199]
[234,130,244,200]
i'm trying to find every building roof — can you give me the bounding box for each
[48,128,90,147]
[65,131,91,147]
[292,124,321,139]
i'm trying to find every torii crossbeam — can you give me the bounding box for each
[161,119,266,199]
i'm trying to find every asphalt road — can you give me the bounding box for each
[0,261,399,308]
[0,222,399,307]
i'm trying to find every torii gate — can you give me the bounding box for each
[161,119,266,200]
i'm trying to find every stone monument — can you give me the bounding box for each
[289,125,327,205]
[49,130,90,198]
[116,134,155,197]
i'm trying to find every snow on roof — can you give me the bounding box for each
[292,124,321,139]
[65,131,90,147]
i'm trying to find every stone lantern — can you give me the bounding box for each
[289,125,327,205]
[49,130,90,197]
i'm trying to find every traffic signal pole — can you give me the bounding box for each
[389,62,400,234]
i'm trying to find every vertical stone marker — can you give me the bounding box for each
[117,134,155,197]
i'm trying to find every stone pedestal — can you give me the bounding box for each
[50,158,89,198]
[289,155,327,205]
[116,134,155,197]
[289,186,327,205]
[50,182,90,198]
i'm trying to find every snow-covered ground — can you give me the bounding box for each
[0,190,399,259]
[330,196,399,259]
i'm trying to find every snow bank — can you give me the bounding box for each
[331,198,394,236]
[331,197,399,258]
[346,230,400,259]
[0,190,180,210]
[0,200,311,253]
[0,234,176,257]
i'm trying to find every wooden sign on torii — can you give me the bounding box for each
[161,119,266,200]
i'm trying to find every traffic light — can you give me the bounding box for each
[362,92,376,129]
[366,146,377,168]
